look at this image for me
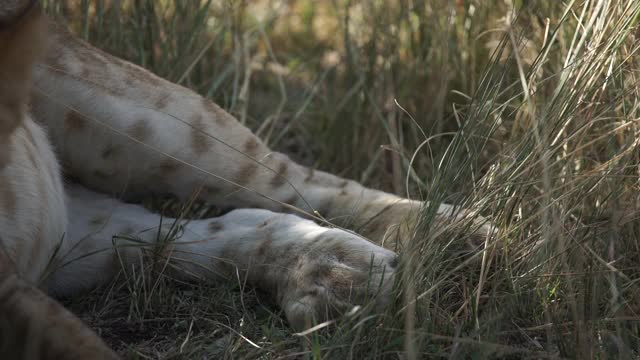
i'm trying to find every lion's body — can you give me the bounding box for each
[0,2,489,357]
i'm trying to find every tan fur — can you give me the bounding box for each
[0,0,43,166]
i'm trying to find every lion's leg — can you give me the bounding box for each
[47,184,397,330]
[32,22,488,246]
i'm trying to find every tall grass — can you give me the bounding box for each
[47,0,639,358]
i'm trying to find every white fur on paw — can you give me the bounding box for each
[279,230,397,331]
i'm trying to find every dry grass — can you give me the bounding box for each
[45,0,640,358]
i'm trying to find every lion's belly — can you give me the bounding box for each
[0,116,67,283]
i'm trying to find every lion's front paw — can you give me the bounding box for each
[358,198,496,248]
[354,199,422,247]
[279,230,397,331]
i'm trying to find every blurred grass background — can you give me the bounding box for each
[44,0,639,358]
